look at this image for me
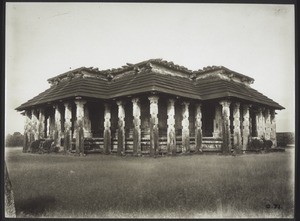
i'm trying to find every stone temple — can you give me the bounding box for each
[16,59,284,156]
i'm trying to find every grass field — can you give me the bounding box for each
[5,147,294,218]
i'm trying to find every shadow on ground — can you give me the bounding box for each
[16,195,56,217]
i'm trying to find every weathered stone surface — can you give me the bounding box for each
[182,101,190,153]
[5,162,16,218]
[149,95,159,156]
[117,101,125,155]
[132,98,141,155]
[242,104,250,151]
[104,103,111,154]
[167,99,176,155]
[195,103,202,153]
[220,100,231,154]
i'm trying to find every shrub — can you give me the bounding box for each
[30,140,42,153]
[42,139,54,153]
[248,139,263,152]
[263,140,273,150]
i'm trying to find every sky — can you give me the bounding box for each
[5,3,295,135]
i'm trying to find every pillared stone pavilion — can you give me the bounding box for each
[16,59,284,156]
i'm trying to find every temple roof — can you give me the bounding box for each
[16,59,284,111]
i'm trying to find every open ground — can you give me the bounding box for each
[5,147,294,218]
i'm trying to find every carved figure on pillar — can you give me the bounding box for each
[117,101,125,155]
[233,102,242,152]
[167,99,176,155]
[195,103,203,153]
[219,100,231,154]
[132,98,141,156]
[104,103,112,154]
[148,95,159,156]
[182,102,190,153]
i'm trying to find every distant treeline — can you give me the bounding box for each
[276,132,295,147]
[5,132,24,147]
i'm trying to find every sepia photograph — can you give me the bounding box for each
[4,2,295,219]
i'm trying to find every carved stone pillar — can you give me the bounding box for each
[242,104,250,151]
[104,103,112,154]
[264,109,271,140]
[182,102,190,153]
[64,103,72,151]
[167,99,176,155]
[195,103,202,153]
[23,110,31,152]
[31,109,39,141]
[38,108,45,139]
[54,105,62,148]
[213,105,222,138]
[257,108,264,138]
[117,101,125,155]
[233,102,241,150]
[49,109,55,139]
[83,105,92,138]
[148,95,159,156]
[75,100,86,154]
[132,98,141,156]
[219,100,231,154]
[270,110,277,147]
